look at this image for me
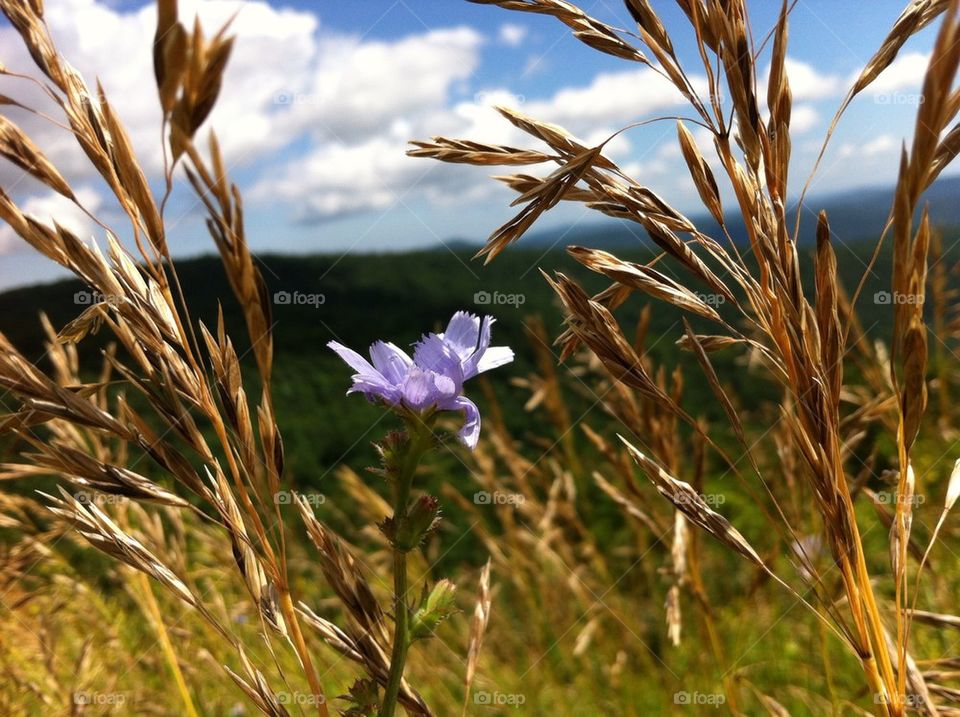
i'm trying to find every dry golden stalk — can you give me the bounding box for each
[468,0,649,63]
[0,0,432,714]
[412,0,960,712]
[461,560,492,715]
[408,138,554,165]
[0,115,74,198]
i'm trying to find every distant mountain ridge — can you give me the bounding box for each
[516,174,960,251]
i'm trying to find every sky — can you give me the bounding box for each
[0,0,946,288]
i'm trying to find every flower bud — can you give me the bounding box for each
[377,515,398,543]
[410,579,457,640]
[393,494,440,551]
[370,430,410,480]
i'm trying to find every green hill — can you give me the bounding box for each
[0,236,951,487]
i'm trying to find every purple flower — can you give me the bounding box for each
[437,311,514,379]
[328,311,513,448]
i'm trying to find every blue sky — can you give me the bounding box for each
[0,0,945,288]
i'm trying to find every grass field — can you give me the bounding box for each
[1,240,958,715]
[2,0,960,715]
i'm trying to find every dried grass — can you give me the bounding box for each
[413,0,960,713]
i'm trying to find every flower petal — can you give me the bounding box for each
[414,334,464,387]
[328,341,377,375]
[349,375,402,404]
[329,341,402,403]
[452,395,481,449]
[476,345,514,374]
[401,367,435,409]
[369,341,412,385]
[440,311,480,360]
[461,315,494,379]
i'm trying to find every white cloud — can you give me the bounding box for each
[839,133,897,158]
[278,27,483,145]
[621,158,670,179]
[862,135,897,156]
[0,0,321,244]
[0,0,487,242]
[499,23,527,47]
[584,130,632,158]
[791,104,820,134]
[0,0,890,251]
[763,58,842,101]
[252,96,523,223]
[262,138,411,219]
[0,0,741,233]
[526,68,689,132]
[859,51,930,95]
[760,102,819,135]
[439,90,531,144]
[0,0,323,177]
[252,65,694,221]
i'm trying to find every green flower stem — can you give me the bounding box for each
[380,416,435,717]
[381,550,411,717]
